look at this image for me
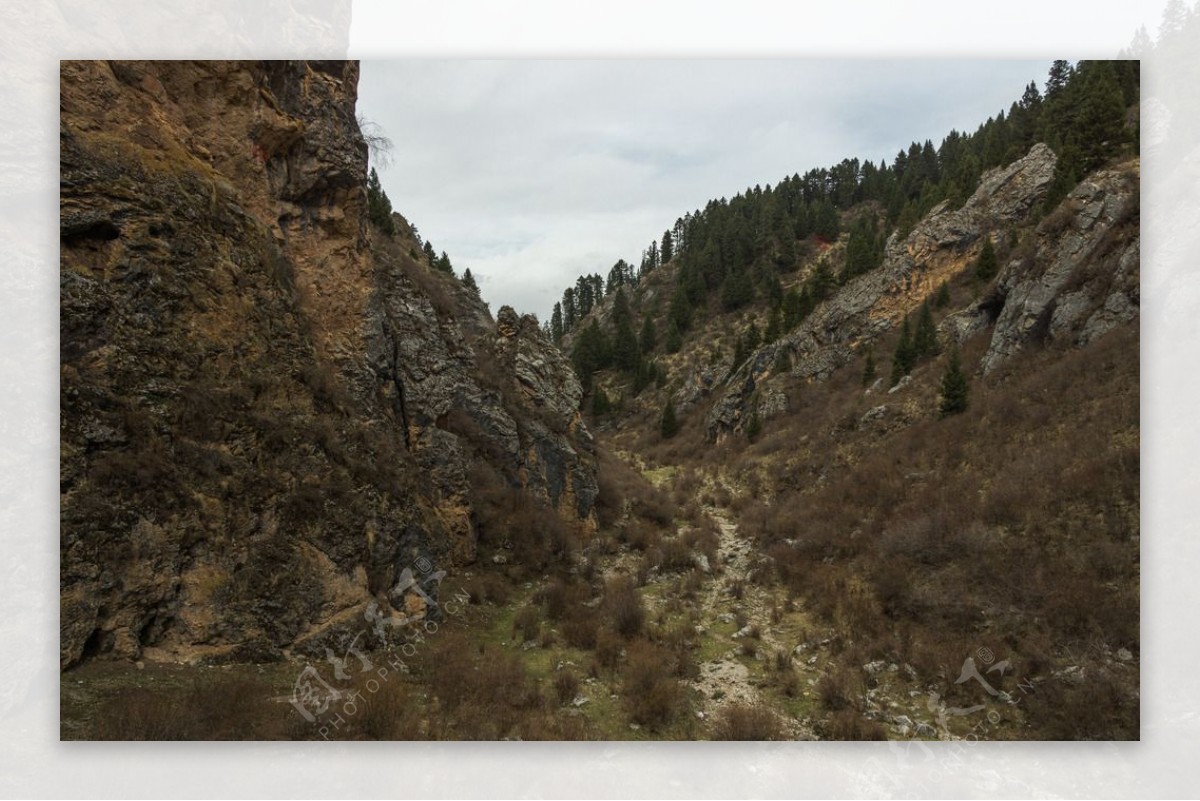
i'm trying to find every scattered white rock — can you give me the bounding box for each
[863,660,888,676]
[1116,648,1133,662]
[694,554,711,574]
[887,375,912,394]
[1054,665,1087,685]
[491,554,508,565]
[572,695,589,707]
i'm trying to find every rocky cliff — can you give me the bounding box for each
[59,60,596,668]
[704,142,1140,439]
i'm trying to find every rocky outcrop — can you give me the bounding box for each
[706,143,1058,439]
[59,60,595,669]
[971,161,1140,374]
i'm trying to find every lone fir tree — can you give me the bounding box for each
[939,344,970,417]
[890,315,916,386]
[460,268,479,294]
[660,398,680,439]
[975,235,998,281]
[862,347,877,387]
[914,300,940,360]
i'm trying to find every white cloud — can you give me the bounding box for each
[357,59,1050,321]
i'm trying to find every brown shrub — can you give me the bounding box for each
[553,670,581,705]
[562,609,600,650]
[825,710,887,741]
[460,573,511,606]
[543,576,589,622]
[659,536,695,573]
[425,634,544,739]
[595,626,624,670]
[816,668,856,712]
[513,604,541,644]
[350,674,424,740]
[711,703,784,741]
[91,675,287,741]
[625,521,662,552]
[604,576,646,640]
[622,640,686,730]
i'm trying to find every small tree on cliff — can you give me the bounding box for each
[660,399,680,439]
[939,345,970,417]
[862,347,877,387]
[366,168,396,236]
[914,300,940,360]
[461,268,479,294]
[975,235,998,281]
[890,315,916,386]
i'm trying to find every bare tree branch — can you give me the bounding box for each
[356,113,393,169]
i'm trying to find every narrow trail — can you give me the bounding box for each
[690,501,812,738]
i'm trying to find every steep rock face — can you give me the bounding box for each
[970,161,1140,374]
[60,60,595,668]
[705,143,1058,439]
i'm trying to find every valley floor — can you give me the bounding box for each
[63,455,1102,741]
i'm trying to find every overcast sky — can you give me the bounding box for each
[357,60,1051,322]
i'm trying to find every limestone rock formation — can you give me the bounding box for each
[973,161,1140,374]
[706,143,1059,439]
[59,60,595,669]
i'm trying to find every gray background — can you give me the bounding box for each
[3,0,1193,796]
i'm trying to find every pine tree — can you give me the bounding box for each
[460,268,479,294]
[660,399,680,439]
[934,282,951,309]
[1073,60,1128,172]
[422,240,437,267]
[669,287,692,333]
[550,302,564,343]
[591,387,611,417]
[744,322,761,354]
[862,347,877,386]
[781,287,805,331]
[774,348,792,374]
[938,345,969,417]
[639,316,656,354]
[1045,59,1074,98]
[632,359,654,396]
[810,260,835,303]
[914,300,940,359]
[975,235,998,281]
[435,251,454,276]
[611,307,641,375]
[764,306,782,344]
[570,320,611,392]
[890,315,916,386]
[366,168,396,235]
[745,410,763,442]
[721,266,754,311]
[661,229,674,265]
[665,319,683,354]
